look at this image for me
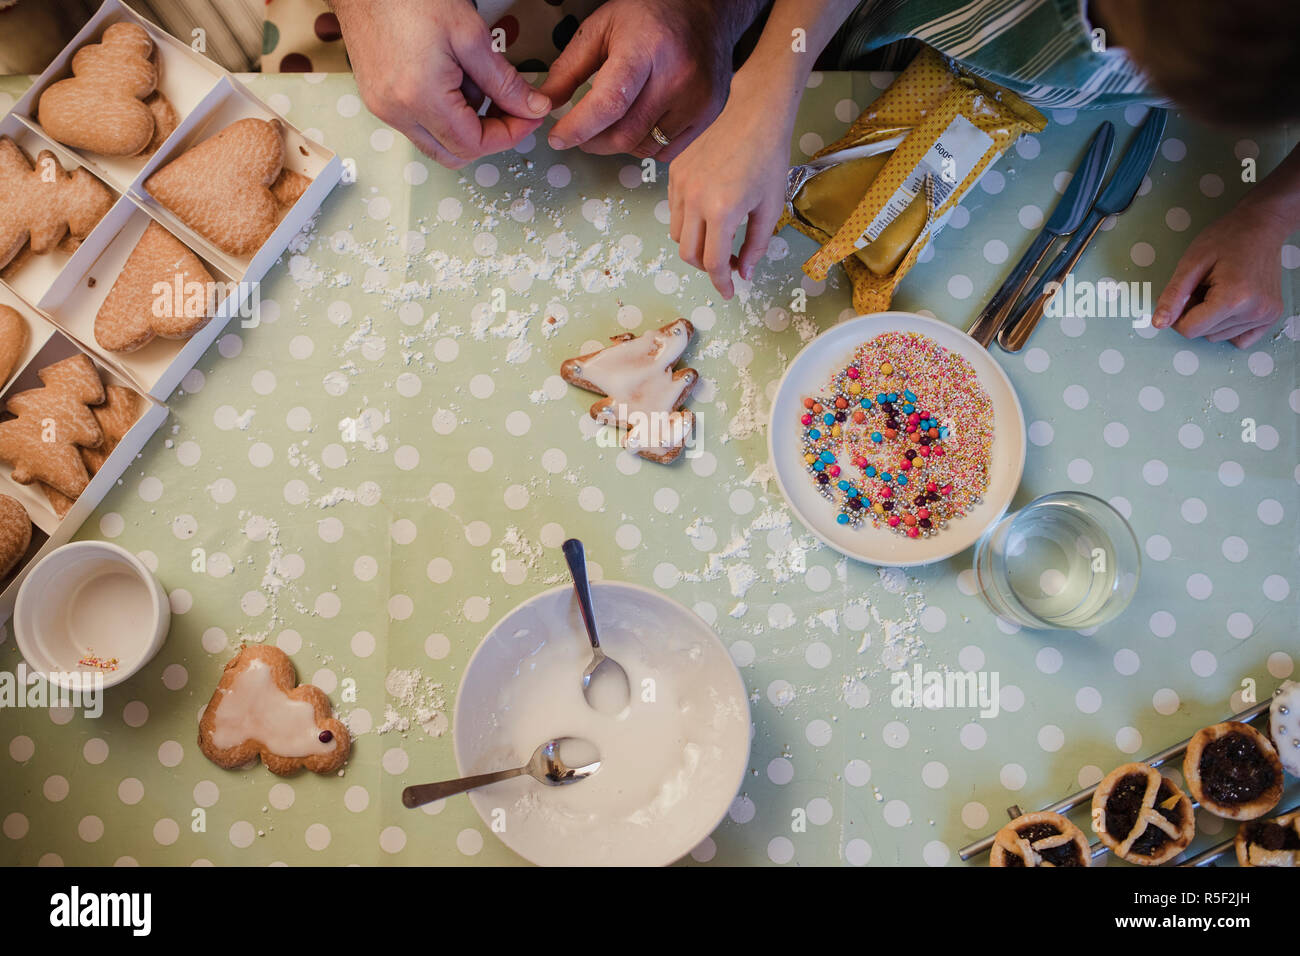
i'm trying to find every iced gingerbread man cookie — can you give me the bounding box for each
[560,318,698,464]
[1271,680,1300,778]
[198,644,349,776]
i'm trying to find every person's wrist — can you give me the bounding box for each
[1233,193,1297,241]
[729,64,800,130]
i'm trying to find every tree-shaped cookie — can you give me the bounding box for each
[44,384,143,516]
[0,137,115,270]
[0,353,105,499]
[95,221,215,352]
[198,644,351,776]
[38,22,160,156]
[145,118,287,256]
[560,318,698,463]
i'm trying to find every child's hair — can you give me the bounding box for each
[1122,0,1300,126]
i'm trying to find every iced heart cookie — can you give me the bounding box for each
[199,644,350,775]
[44,384,143,517]
[0,493,32,579]
[0,305,29,385]
[1269,680,1300,778]
[560,318,698,464]
[144,118,287,256]
[95,221,215,352]
[0,353,105,499]
[38,22,163,157]
[0,137,115,271]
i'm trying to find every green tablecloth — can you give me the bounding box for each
[0,73,1295,866]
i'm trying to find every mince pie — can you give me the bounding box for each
[1270,680,1300,778]
[1092,763,1195,865]
[989,810,1090,867]
[1183,721,1283,820]
[1234,810,1300,868]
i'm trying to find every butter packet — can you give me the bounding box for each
[782,47,1046,313]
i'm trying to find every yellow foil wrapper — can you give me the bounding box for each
[781,46,1046,313]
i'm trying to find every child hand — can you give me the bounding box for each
[1151,203,1289,347]
[668,77,794,298]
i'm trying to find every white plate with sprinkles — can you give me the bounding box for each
[769,312,1025,567]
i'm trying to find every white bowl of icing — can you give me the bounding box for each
[453,581,751,866]
[14,541,170,691]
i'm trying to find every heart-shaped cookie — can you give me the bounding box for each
[144,118,286,256]
[95,221,215,352]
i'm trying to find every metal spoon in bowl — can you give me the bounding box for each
[562,538,631,713]
[401,737,601,808]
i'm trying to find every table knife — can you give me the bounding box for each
[966,121,1115,347]
[997,108,1169,352]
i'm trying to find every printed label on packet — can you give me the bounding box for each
[854,114,993,248]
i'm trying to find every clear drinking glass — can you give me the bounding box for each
[972,491,1140,631]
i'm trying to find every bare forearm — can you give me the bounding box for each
[1238,146,1300,237]
[733,0,860,102]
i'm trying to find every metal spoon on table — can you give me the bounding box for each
[562,538,631,712]
[401,737,601,808]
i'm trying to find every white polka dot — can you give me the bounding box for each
[883,800,911,827]
[1263,575,1290,601]
[1257,498,1284,525]
[1138,386,1164,411]
[844,759,871,787]
[960,723,987,750]
[1190,649,1217,677]
[305,823,331,851]
[1152,688,1180,715]
[1038,725,1065,752]
[1186,573,1214,600]
[1116,727,1143,754]
[1218,461,1244,486]
[1076,687,1102,714]
[1130,242,1155,267]
[1181,497,1207,524]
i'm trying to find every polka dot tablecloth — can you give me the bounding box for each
[0,73,1296,867]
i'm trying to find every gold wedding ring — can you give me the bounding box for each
[650,125,671,148]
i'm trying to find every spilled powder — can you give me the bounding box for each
[376,668,448,738]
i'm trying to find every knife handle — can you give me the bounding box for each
[966,230,1054,347]
[998,212,1106,353]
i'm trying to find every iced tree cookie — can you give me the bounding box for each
[560,318,698,464]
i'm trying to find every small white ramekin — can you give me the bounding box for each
[14,541,170,690]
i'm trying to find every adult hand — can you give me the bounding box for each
[1152,203,1289,347]
[536,0,756,160]
[332,0,551,169]
[667,72,793,298]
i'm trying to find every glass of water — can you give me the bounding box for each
[972,491,1140,631]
